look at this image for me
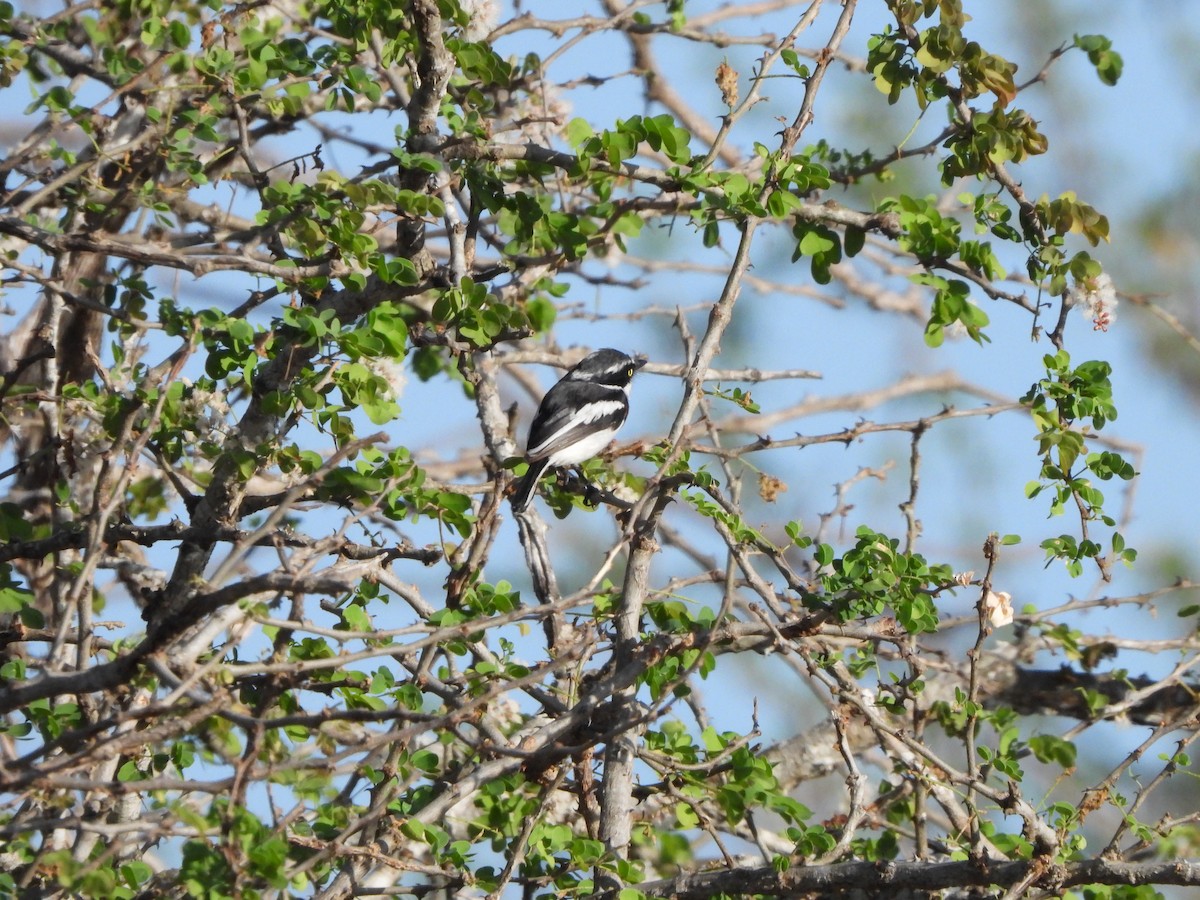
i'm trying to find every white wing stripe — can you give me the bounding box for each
[526,399,626,458]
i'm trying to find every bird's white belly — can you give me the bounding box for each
[545,426,618,468]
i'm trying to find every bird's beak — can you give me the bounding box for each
[633,355,649,370]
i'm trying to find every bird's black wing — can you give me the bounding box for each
[526,380,627,461]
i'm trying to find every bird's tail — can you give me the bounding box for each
[510,459,550,513]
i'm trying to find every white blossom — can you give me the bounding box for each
[1067,271,1118,332]
[542,787,579,826]
[488,693,523,732]
[462,0,500,41]
[982,590,1014,628]
[178,381,232,443]
[364,356,407,402]
[943,320,969,341]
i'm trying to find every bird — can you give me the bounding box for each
[510,348,647,513]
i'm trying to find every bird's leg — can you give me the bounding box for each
[558,467,601,506]
[579,473,604,508]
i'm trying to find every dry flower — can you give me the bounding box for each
[716,60,739,107]
[758,473,787,503]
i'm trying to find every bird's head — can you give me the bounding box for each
[566,348,647,386]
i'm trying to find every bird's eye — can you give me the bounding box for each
[626,366,634,377]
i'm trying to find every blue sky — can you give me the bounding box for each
[5,0,1197,824]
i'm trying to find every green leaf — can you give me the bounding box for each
[1075,34,1123,86]
[675,801,700,828]
[566,117,593,149]
[1029,734,1077,769]
[843,225,865,257]
[120,860,154,888]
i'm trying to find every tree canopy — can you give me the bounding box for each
[0,0,1196,898]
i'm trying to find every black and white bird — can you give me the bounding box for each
[510,348,647,513]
